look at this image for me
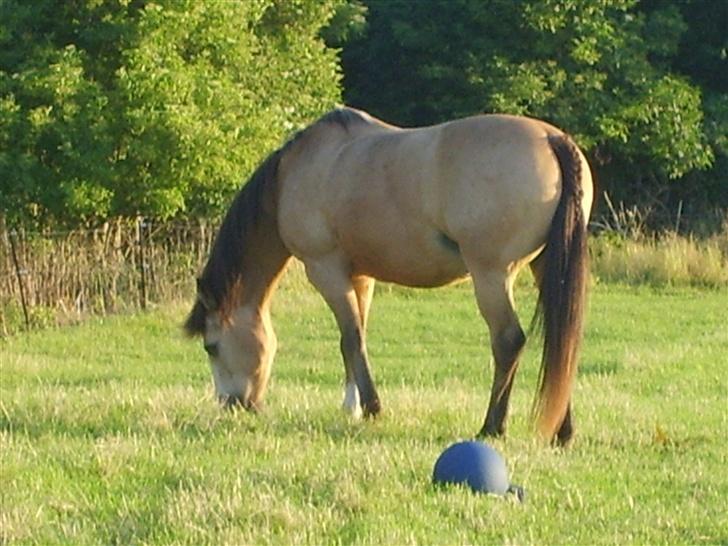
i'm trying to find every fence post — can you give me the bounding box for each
[8,229,30,330]
[137,216,148,310]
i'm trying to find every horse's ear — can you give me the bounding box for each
[184,299,207,337]
[185,279,220,336]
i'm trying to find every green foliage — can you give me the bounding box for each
[320,0,368,47]
[341,0,726,213]
[0,0,342,227]
[2,0,723,227]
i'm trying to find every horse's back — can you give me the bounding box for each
[277,111,591,285]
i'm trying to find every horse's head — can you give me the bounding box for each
[184,281,276,411]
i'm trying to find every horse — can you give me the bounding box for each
[184,107,593,445]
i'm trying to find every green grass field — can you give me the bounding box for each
[2,274,727,545]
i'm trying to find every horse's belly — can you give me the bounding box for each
[338,224,469,287]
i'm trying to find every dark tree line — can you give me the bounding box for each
[340,0,727,226]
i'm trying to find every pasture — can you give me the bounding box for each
[1,271,726,545]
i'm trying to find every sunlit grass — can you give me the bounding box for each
[590,217,728,288]
[1,281,727,544]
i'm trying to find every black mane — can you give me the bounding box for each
[184,108,370,335]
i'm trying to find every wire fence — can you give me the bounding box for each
[0,218,217,336]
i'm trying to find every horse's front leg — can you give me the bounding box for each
[305,257,381,417]
[340,275,376,418]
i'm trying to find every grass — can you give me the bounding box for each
[590,229,728,288]
[1,272,727,545]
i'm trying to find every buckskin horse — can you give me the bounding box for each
[184,107,593,445]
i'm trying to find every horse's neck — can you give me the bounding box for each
[214,205,290,320]
[239,226,291,313]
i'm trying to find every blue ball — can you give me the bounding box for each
[432,441,510,495]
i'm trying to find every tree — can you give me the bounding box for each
[340,0,725,218]
[0,0,343,227]
[664,0,728,216]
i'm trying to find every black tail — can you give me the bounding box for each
[532,134,590,441]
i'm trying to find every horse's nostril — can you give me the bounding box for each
[203,342,219,358]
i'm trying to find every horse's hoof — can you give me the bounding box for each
[342,382,363,419]
[362,398,381,418]
[552,430,574,448]
[342,404,363,420]
[553,419,574,447]
[477,424,506,439]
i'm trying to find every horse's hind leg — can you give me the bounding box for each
[469,269,526,438]
[305,257,380,417]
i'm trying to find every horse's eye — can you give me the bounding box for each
[203,342,219,358]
